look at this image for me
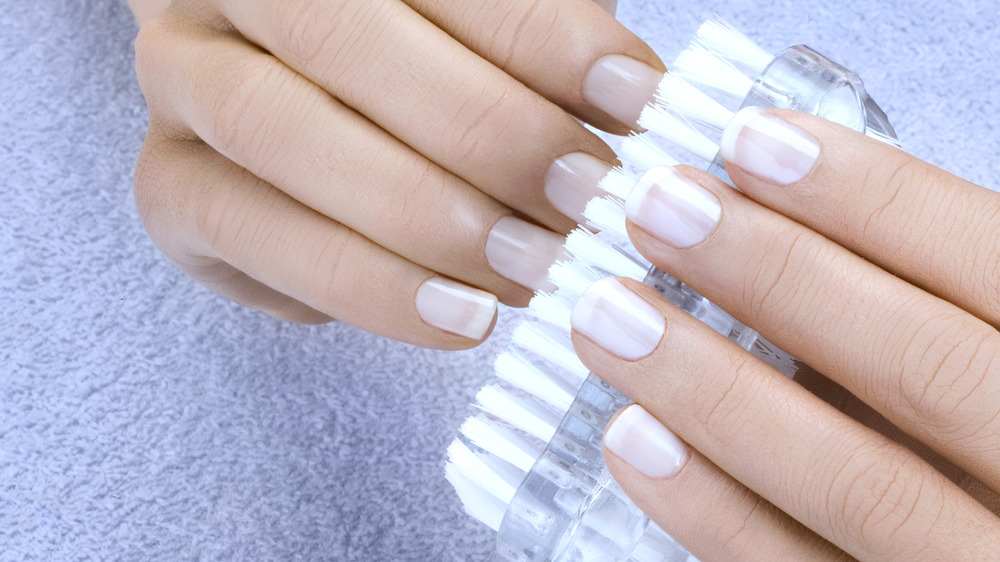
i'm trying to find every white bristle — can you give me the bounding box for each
[654,73,734,131]
[511,323,589,384]
[637,104,721,163]
[564,230,648,281]
[620,135,680,173]
[526,291,572,333]
[474,385,559,443]
[694,15,773,78]
[583,197,628,238]
[672,46,755,100]
[495,352,575,414]
[460,415,541,473]
[547,261,600,305]
[595,167,635,200]
[446,441,520,505]
[445,461,507,531]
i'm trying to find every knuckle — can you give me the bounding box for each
[691,354,760,447]
[893,315,1000,442]
[444,81,522,163]
[831,450,942,558]
[742,227,827,335]
[274,0,389,83]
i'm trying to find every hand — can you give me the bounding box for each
[128,0,664,348]
[570,108,1000,559]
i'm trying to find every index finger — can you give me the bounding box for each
[403,0,666,132]
[721,108,1000,328]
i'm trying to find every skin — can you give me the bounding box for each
[572,111,1000,560]
[124,0,661,349]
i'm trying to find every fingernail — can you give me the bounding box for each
[486,216,566,292]
[720,107,820,185]
[571,278,664,360]
[605,404,689,479]
[545,153,615,224]
[415,277,497,340]
[593,0,618,15]
[582,55,663,129]
[625,166,721,248]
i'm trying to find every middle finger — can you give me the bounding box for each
[215,0,618,230]
[621,164,1000,493]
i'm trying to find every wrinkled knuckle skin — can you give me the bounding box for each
[828,448,940,559]
[691,355,760,449]
[894,316,1000,446]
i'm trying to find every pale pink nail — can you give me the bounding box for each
[571,278,664,361]
[605,404,689,479]
[486,216,566,292]
[625,166,721,249]
[415,277,497,340]
[582,55,663,129]
[545,153,615,224]
[720,107,820,185]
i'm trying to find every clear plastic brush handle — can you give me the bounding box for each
[495,44,899,562]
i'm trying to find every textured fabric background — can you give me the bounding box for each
[1,0,997,560]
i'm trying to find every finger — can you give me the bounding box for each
[622,165,1000,493]
[134,134,498,349]
[603,405,848,561]
[571,278,1000,559]
[213,0,621,229]
[402,0,665,132]
[720,108,1000,328]
[135,15,564,306]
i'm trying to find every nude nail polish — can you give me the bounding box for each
[625,166,721,249]
[582,55,664,129]
[415,277,497,340]
[485,216,566,292]
[720,107,820,185]
[571,278,664,361]
[605,404,689,479]
[545,153,614,224]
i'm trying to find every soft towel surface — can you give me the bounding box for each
[2,1,997,560]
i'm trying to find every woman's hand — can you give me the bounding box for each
[127,0,664,348]
[570,108,1000,559]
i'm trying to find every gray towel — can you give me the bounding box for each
[2,0,997,560]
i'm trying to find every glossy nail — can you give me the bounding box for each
[593,0,618,15]
[416,277,497,340]
[605,404,689,479]
[625,166,721,248]
[720,107,820,185]
[582,55,663,129]
[486,216,566,292]
[571,278,664,361]
[545,153,615,224]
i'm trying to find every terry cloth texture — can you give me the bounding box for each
[1,1,997,560]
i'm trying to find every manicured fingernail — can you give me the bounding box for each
[720,107,820,185]
[625,166,721,249]
[571,278,664,360]
[594,0,618,15]
[582,55,663,128]
[486,216,566,292]
[605,404,689,479]
[416,277,497,340]
[545,153,615,224]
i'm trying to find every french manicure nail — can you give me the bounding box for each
[582,54,664,129]
[486,216,566,292]
[545,153,615,224]
[415,277,497,340]
[720,107,820,185]
[605,404,689,479]
[571,278,664,361]
[625,166,721,248]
